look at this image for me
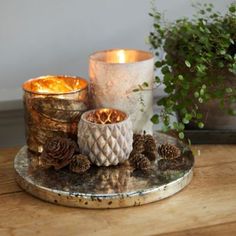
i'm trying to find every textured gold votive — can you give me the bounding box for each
[23,75,89,153]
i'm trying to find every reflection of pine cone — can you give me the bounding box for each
[41,137,77,170]
[129,153,151,170]
[158,144,181,159]
[70,154,91,173]
[158,155,188,171]
[95,167,131,193]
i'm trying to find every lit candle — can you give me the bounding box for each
[89,49,154,134]
[23,75,89,153]
[78,108,133,166]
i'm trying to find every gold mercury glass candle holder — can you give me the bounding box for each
[77,108,133,166]
[23,75,89,153]
[89,49,154,134]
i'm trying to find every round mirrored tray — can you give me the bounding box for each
[14,132,194,208]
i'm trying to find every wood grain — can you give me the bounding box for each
[0,146,236,236]
[158,221,236,236]
[0,147,21,195]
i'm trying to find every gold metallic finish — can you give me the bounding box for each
[23,75,89,153]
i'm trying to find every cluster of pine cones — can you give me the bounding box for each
[129,132,157,171]
[40,136,91,173]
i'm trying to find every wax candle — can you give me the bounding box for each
[89,49,154,134]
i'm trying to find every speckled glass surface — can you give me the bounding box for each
[14,132,194,208]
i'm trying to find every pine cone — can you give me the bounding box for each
[69,154,91,173]
[41,137,77,170]
[132,133,145,153]
[144,151,157,161]
[129,153,151,170]
[145,134,157,152]
[158,143,181,159]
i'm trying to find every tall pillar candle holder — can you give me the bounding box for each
[89,49,154,134]
[23,75,89,153]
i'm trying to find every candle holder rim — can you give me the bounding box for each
[81,108,130,126]
[89,48,154,64]
[22,75,88,95]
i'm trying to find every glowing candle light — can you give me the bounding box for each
[89,49,154,134]
[23,75,89,153]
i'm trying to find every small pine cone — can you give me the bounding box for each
[129,152,142,167]
[129,153,151,170]
[133,133,143,141]
[144,151,157,161]
[41,137,77,170]
[69,154,91,174]
[145,134,157,152]
[132,134,145,153]
[158,143,181,159]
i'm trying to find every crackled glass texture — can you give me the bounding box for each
[89,49,154,134]
[23,75,89,153]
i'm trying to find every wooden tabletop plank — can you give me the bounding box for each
[0,147,21,195]
[192,145,236,168]
[0,158,235,236]
[158,221,236,236]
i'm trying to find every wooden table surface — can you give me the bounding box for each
[0,145,236,236]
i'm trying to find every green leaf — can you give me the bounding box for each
[228,109,236,116]
[200,88,205,96]
[226,88,233,93]
[182,118,189,124]
[229,4,236,13]
[178,132,185,139]
[198,98,203,103]
[198,122,204,129]
[161,65,170,74]
[196,113,203,119]
[178,75,184,80]
[200,10,205,15]
[194,91,199,98]
[142,82,149,87]
[151,114,159,124]
[185,113,192,120]
[155,61,163,68]
[185,60,191,68]
[155,76,161,83]
[219,49,226,55]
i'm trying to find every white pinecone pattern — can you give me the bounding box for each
[78,116,133,166]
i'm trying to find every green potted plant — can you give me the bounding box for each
[148,2,236,139]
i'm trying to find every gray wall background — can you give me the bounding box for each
[0,0,233,109]
[0,0,234,147]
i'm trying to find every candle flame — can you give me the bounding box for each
[117,50,126,63]
[86,109,126,124]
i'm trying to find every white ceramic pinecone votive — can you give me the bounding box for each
[77,108,133,166]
